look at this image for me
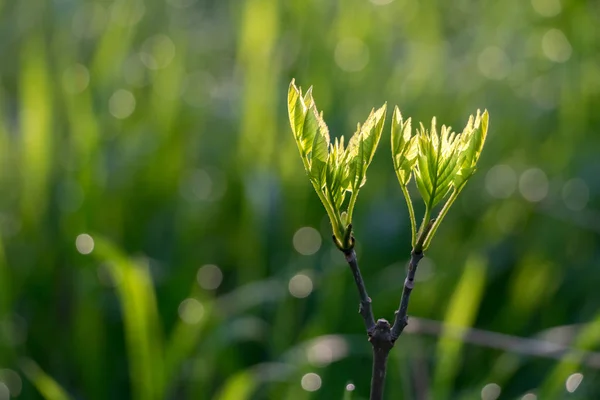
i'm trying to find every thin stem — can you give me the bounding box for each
[339,241,376,332]
[313,182,344,243]
[415,209,433,253]
[423,187,461,250]
[391,219,434,339]
[346,190,359,227]
[391,250,424,339]
[400,185,417,248]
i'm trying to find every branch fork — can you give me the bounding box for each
[335,222,431,400]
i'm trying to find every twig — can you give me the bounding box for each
[336,220,434,400]
[391,250,423,339]
[336,229,393,400]
[391,219,434,340]
[336,231,375,332]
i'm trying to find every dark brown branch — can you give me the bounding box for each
[369,320,394,400]
[336,233,376,332]
[335,230,394,400]
[390,219,434,340]
[391,250,424,339]
[334,221,435,399]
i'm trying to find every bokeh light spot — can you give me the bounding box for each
[301,373,322,392]
[293,227,322,255]
[565,372,583,393]
[485,164,517,198]
[178,298,204,325]
[140,34,176,70]
[307,342,332,366]
[197,264,223,290]
[346,383,356,391]
[76,234,94,255]
[306,336,348,367]
[522,393,537,400]
[62,64,90,94]
[109,89,136,119]
[477,47,511,80]
[289,273,313,298]
[0,383,8,400]
[0,369,22,397]
[531,0,561,17]
[481,383,501,400]
[562,178,589,211]
[334,38,370,72]
[542,29,572,63]
[519,168,549,202]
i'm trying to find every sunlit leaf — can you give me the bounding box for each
[309,109,330,186]
[413,118,464,210]
[349,103,387,191]
[391,106,418,186]
[360,104,387,168]
[287,81,309,152]
[454,109,490,189]
[287,80,385,248]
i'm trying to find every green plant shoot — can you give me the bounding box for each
[288,79,387,250]
[391,107,489,251]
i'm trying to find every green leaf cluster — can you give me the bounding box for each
[391,108,489,250]
[288,79,489,253]
[287,80,387,250]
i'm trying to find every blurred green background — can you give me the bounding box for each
[0,0,599,399]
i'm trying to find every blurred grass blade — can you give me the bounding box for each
[20,35,52,225]
[432,254,487,398]
[92,237,164,400]
[20,358,72,400]
[214,370,257,400]
[0,236,9,319]
[91,0,140,83]
[164,289,212,387]
[236,0,279,168]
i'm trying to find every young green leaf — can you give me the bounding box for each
[390,106,490,251]
[413,118,463,210]
[287,80,387,250]
[348,104,387,191]
[454,109,489,189]
[391,106,418,186]
[287,82,307,146]
[288,82,313,158]
[309,109,330,187]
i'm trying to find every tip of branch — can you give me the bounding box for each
[332,228,355,254]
